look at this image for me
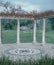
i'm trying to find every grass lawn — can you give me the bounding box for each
[36,30,42,43]
[0,56,54,65]
[20,30,33,43]
[46,31,54,43]
[2,29,54,44]
[2,30,17,43]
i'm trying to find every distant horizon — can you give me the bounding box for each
[0,0,54,12]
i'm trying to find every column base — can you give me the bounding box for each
[0,42,2,46]
[42,41,46,46]
[16,41,20,45]
[0,41,2,44]
[33,41,36,44]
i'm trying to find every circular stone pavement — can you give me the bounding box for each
[4,48,41,60]
[8,48,41,56]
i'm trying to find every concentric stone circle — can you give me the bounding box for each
[7,48,41,56]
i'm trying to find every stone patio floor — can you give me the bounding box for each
[0,43,54,60]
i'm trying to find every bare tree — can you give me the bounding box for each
[0,1,11,13]
[0,1,22,13]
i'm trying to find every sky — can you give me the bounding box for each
[0,0,54,12]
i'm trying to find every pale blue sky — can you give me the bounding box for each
[1,0,54,12]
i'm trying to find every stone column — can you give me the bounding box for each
[42,18,46,44]
[0,18,1,44]
[17,18,20,44]
[33,19,37,44]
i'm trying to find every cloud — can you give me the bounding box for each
[1,0,54,12]
[12,0,41,12]
[23,5,40,12]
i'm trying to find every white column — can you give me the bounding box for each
[0,18,1,44]
[33,19,37,44]
[17,18,20,44]
[42,18,46,44]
